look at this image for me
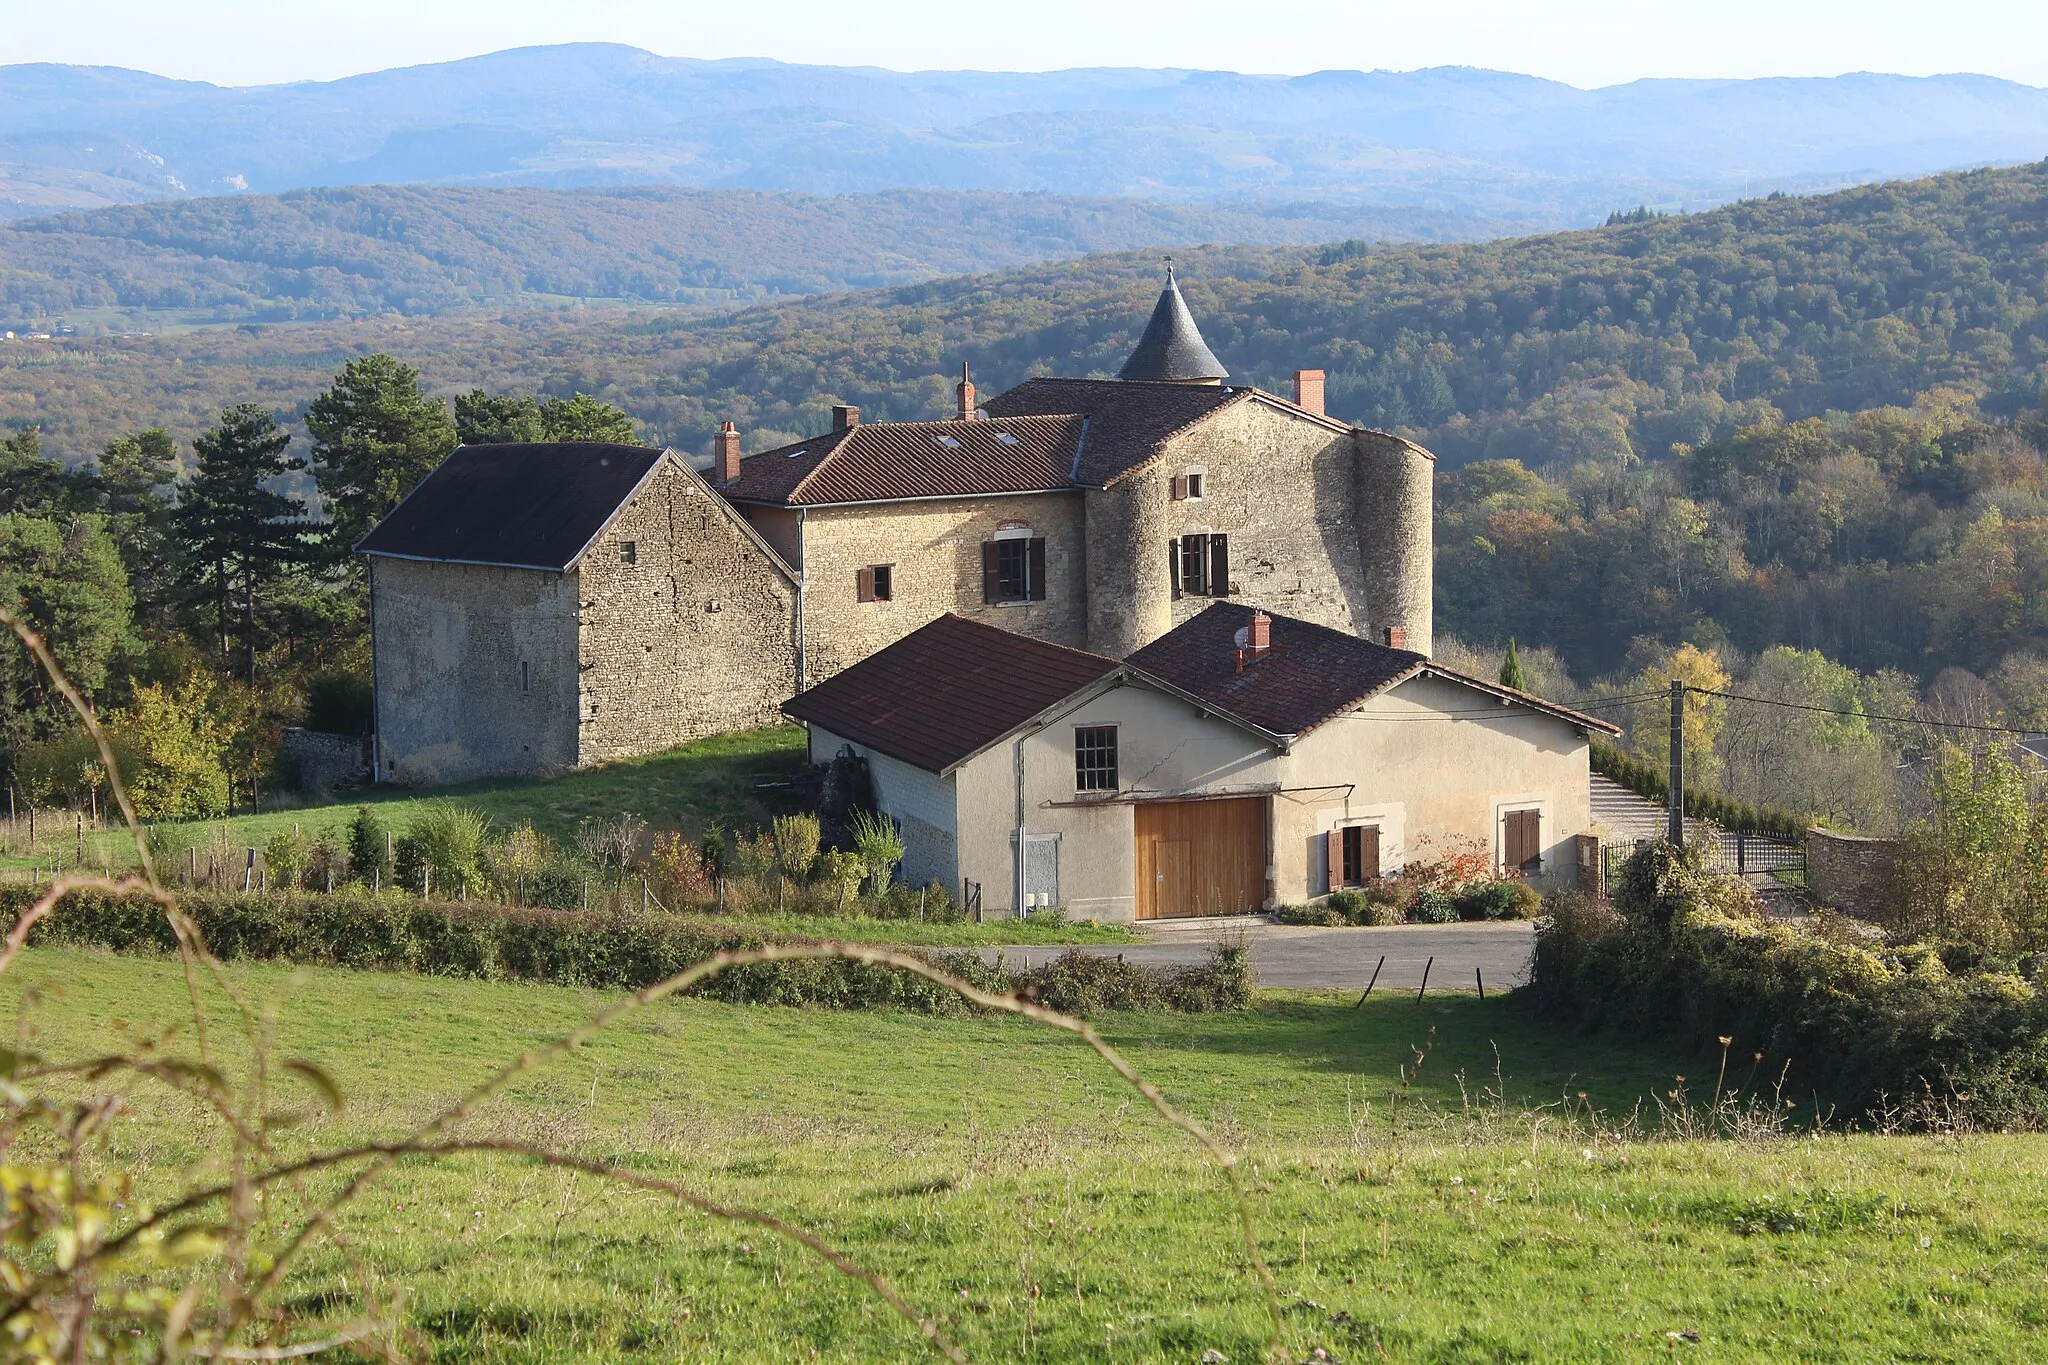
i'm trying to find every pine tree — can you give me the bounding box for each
[173,405,306,685]
[1500,637,1529,691]
[307,353,457,563]
[95,428,181,615]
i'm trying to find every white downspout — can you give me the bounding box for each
[1013,734,1027,920]
[794,508,808,691]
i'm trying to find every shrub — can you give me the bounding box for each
[1455,879,1544,921]
[395,802,491,898]
[1274,904,1345,927]
[346,806,390,887]
[1330,887,1403,926]
[1406,890,1459,923]
[11,887,1242,1018]
[849,810,905,893]
[647,830,710,906]
[772,813,822,881]
[486,822,553,903]
[263,827,309,892]
[1527,840,2048,1128]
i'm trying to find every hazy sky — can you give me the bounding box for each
[6,0,2047,89]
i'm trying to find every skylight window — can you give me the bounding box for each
[785,448,806,459]
[993,432,1020,445]
[934,434,962,448]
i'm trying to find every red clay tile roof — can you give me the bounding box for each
[723,414,1083,506]
[355,442,664,570]
[782,614,1118,774]
[1129,604,1620,738]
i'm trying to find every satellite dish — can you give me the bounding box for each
[1233,627,1249,649]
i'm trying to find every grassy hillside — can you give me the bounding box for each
[11,946,2046,1360]
[0,185,1502,326]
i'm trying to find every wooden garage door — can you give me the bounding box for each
[1134,797,1266,920]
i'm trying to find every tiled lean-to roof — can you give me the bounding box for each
[1129,604,1622,739]
[354,442,664,571]
[781,614,1118,774]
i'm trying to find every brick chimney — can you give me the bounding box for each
[833,405,860,431]
[1293,369,1326,417]
[955,362,976,421]
[1383,625,1407,650]
[714,421,741,484]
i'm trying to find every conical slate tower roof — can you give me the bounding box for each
[1117,265,1228,383]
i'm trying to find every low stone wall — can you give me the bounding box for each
[1805,827,1901,919]
[281,728,370,795]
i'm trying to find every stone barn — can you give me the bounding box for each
[357,443,798,785]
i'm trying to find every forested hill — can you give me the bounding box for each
[0,186,1495,324]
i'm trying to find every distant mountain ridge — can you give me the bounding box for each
[2,44,2046,224]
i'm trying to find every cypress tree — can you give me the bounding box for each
[1500,637,1529,691]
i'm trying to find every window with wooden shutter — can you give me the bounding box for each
[1170,475,1188,501]
[1325,829,1344,893]
[872,564,892,600]
[981,541,1000,604]
[1357,825,1380,881]
[1169,538,1182,599]
[1505,809,1542,873]
[856,566,877,602]
[986,538,1033,603]
[1326,824,1381,890]
[1028,537,1047,601]
[1207,534,1230,597]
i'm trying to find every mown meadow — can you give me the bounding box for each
[16,945,2048,1362]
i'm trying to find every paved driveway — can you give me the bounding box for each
[983,920,1536,992]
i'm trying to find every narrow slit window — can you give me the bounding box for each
[519,661,531,694]
[1075,725,1118,791]
[619,541,638,565]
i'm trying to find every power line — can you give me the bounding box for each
[1693,686,2046,738]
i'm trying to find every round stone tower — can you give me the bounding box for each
[1084,477,1172,657]
[1355,430,1434,655]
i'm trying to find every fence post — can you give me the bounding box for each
[1416,956,1433,1002]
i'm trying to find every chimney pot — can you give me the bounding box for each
[1383,625,1407,650]
[956,363,976,421]
[833,404,860,431]
[1293,369,1326,418]
[713,420,742,484]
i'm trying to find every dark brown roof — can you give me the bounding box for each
[1128,604,1621,738]
[723,414,1084,506]
[781,614,1118,773]
[355,443,663,570]
[981,377,1249,487]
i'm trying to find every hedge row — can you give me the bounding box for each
[1529,842,2048,1127]
[11,888,1249,1017]
[1591,741,1809,840]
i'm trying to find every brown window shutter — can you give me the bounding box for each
[1168,538,1182,599]
[1326,829,1344,892]
[1360,825,1381,880]
[1170,474,1187,501]
[981,541,999,604]
[1028,537,1047,601]
[1507,810,1541,871]
[856,567,876,602]
[1208,534,1229,597]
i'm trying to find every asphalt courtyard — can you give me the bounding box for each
[987,920,1537,992]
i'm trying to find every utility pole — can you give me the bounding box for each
[1667,679,1686,847]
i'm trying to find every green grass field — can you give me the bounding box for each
[13,946,2047,1361]
[3,726,811,875]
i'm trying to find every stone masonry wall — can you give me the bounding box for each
[1156,398,1374,637]
[370,556,580,785]
[797,491,1086,681]
[1806,828,1902,919]
[577,459,798,764]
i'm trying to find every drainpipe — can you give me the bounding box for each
[794,508,808,691]
[1014,734,1027,920]
[367,556,381,784]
